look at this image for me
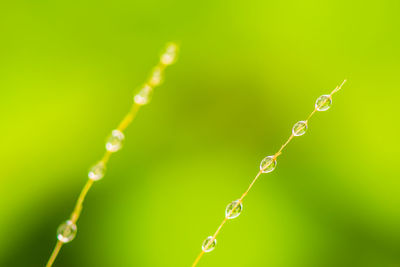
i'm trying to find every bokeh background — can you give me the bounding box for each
[0,0,399,266]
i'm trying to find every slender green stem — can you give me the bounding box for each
[192,79,347,267]
[45,42,178,267]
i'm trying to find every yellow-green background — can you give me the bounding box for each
[0,0,399,266]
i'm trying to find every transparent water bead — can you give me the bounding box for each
[292,121,308,136]
[88,161,106,181]
[202,236,217,253]
[149,67,163,87]
[225,200,243,219]
[260,156,277,173]
[160,43,178,65]
[106,130,125,152]
[315,95,332,111]
[57,220,77,243]
[134,84,153,105]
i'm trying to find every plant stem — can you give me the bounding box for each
[191,79,346,267]
[45,42,178,267]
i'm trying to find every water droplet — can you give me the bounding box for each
[88,161,105,181]
[148,67,163,87]
[57,220,77,243]
[315,95,332,111]
[225,200,243,219]
[202,236,217,253]
[134,84,153,105]
[106,130,125,152]
[260,156,277,173]
[292,121,308,136]
[160,43,178,65]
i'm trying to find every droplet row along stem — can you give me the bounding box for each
[193,80,346,267]
[46,42,179,267]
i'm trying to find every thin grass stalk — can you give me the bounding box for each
[191,79,347,267]
[45,42,179,267]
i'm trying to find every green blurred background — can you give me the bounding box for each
[0,0,399,266]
